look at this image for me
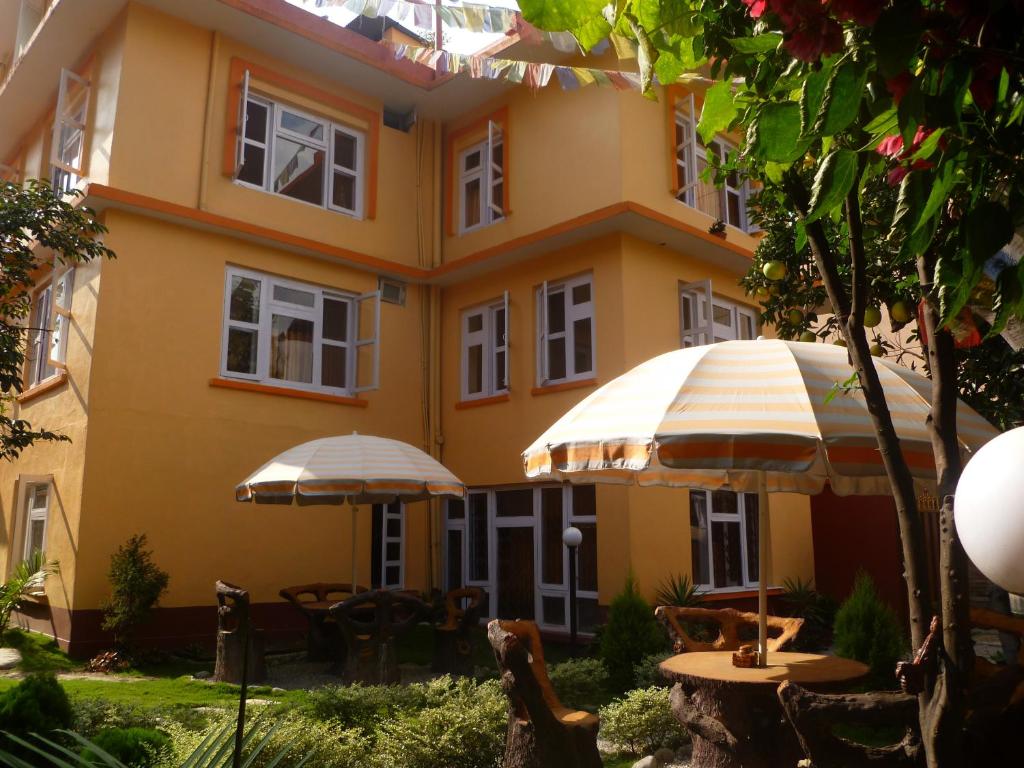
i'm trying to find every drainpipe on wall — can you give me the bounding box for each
[197,30,221,211]
[428,119,444,591]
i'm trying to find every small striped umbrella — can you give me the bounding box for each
[523,339,999,665]
[237,433,465,589]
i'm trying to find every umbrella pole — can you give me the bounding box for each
[350,502,358,593]
[757,471,770,668]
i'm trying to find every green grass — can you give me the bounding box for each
[1,629,79,673]
[601,756,636,768]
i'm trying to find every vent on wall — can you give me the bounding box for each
[379,277,407,306]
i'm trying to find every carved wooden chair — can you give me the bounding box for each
[279,582,367,661]
[488,619,601,768]
[655,605,804,653]
[329,589,428,683]
[432,586,484,675]
[213,580,265,684]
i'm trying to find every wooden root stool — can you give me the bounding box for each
[213,580,265,685]
[487,619,601,768]
[432,586,485,676]
[329,589,427,684]
[279,582,367,662]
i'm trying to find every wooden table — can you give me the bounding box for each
[660,651,869,768]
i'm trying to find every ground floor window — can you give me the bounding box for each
[690,489,759,591]
[371,502,404,589]
[22,483,51,562]
[444,484,598,632]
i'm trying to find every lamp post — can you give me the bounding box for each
[955,426,1024,594]
[562,526,582,653]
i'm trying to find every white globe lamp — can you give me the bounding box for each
[562,526,583,548]
[955,426,1024,594]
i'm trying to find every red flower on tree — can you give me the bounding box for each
[829,0,885,26]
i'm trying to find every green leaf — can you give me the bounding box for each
[800,60,834,137]
[966,201,1014,265]
[814,61,869,136]
[997,68,1010,104]
[573,16,612,52]
[897,77,925,146]
[913,160,956,234]
[697,81,738,145]
[727,33,783,54]
[518,0,608,32]
[806,149,859,224]
[872,5,922,78]
[908,127,946,162]
[654,49,684,87]
[794,220,807,254]
[765,161,788,184]
[751,102,810,163]
[863,107,898,137]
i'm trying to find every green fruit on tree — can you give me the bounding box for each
[755,286,769,299]
[799,331,817,343]
[787,309,804,326]
[870,343,884,357]
[833,338,848,347]
[863,306,882,328]
[768,284,781,296]
[762,260,788,281]
[890,300,912,324]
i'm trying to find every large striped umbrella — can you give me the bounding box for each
[237,433,465,589]
[523,339,998,665]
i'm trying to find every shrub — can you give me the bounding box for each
[632,653,673,689]
[599,687,687,756]
[303,682,428,731]
[654,573,704,609]
[72,699,159,738]
[0,674,74,755]
[81,727,170,767]
[600,576,666,692]
[101,535,169,651]
[548,657,609,709]
[833,572,906,687]
[781,577,838,651]
[0,552,59,634]
[374,677,506,768]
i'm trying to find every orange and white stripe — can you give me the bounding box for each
[523,340,999,496]
[236,433,465,504]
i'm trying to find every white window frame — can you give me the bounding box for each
[443,485,598,634]
[26,266,74,388]
[50,68,90,196]
[460,292,509,400]
[376,501,405,590]
[537,274,595,386]
[22,481,51,563]
[234,84,366,219]
[458,120,504,234]
[680,280,757,347]
[220,266,380,396]
[690,489,760,592]
[674,98,751,232]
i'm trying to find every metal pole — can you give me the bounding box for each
[232,603,250,768]
[757,471,770,668]
[351,502,358,592]
[568,545,578,654]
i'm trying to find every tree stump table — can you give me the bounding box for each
[660,651,868,768]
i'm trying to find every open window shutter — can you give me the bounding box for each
[353,290,381,393]
[233,69,250,180]
[680,279,713,347]
[46,266,74,369]
[503,289,510,390]
[486,120,504,218]
[50,68,90,175]
[539,281,549,384]
[678,93,698,199]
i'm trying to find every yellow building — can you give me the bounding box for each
[0,0,813,655]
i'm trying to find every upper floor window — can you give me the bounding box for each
[690,489,759,591]
[537,274,595,386]
[235,80,365,218]
[459,120,504,233]
[220,266,379,396]
[680,280,757,348]
[461,293,509,401]
[22,482,51,562]
[673,93,751,232]
[50,68,90,196]
[26,267,73,388]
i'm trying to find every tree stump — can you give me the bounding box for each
[212,581,266,685]
[488,620,601,768]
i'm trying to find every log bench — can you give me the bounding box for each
[488,619,601,768]
[432,586,484,676]
[328,589,427,683]
[655,605,804,654]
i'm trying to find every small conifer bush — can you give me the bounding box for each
[833,571,906,688]
[101,534,169,651]
[600,576,667,692]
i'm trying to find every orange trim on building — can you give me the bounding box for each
[223,57,381,219]
[444,106,510,236]
[17,372,68,404]
[454,393,511,410]
[209,377,369,407]
[85,184,428,279]
[531,378,598,397]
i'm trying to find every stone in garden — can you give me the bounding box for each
[0,648,22,670]
[193,670,211,679]
[632,757,658,768]
[654,748,675,764]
